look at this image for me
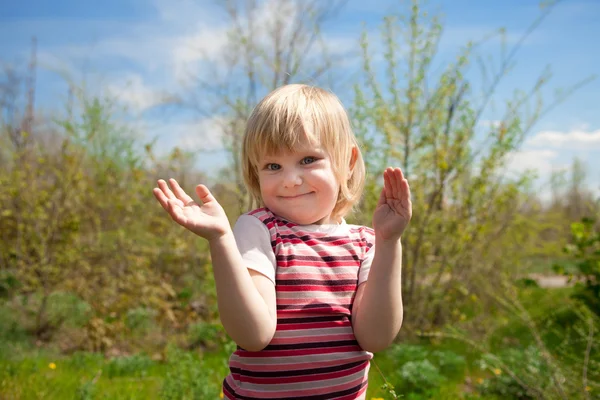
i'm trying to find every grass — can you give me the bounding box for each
[1,285,595,400]
[0,347,229,400]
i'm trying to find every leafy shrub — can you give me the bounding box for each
[475,345,549,399]
[400,359,446,392]
[187,321,231,351]
[160,347,220,400]
[47,291,92,328]
[555,217,600,316]
[430,350,466,379]
[125,307,157,333]
[386,343,466,397]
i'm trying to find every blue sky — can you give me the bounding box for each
[1,0,599,198]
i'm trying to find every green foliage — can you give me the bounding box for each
[0,271,20,299]
[124,307,157,333]
[105,354,155,378]
[475,346,548,399]
[555,217,600,316]
[385,343,466,398]
[160,347,221,400]
[0,85,217,352]
[1,6,598,400]
[351,0,569,331]
[400,359,446,392]
[46,291,92,328]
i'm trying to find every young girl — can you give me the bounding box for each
[153,84,412,399]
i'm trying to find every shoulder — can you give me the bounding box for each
[235,208,281,244]
[236,208,272,229]
[345,223,376,253]
[347,223,375,241]
[245,207,280,227]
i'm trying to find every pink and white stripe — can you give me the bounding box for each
[222,208,375,399]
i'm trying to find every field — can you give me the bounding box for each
[2,282,596,400]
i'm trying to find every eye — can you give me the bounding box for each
[265,163,281,171]
[300,156,317,165]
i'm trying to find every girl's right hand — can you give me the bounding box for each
[153,179,231,241]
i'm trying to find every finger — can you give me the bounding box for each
[400,178,411,201]
[195,184,216,204]
[391,168,402,195]
[169,179,194,204]
[384,168,393,199]
[153,187,170,210]
[400,180,413,217]
[396,167,405,180]
[376,187,387,207]
[157,179,176,200]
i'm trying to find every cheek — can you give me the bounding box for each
[310,169,339,191]
[258,175,276,197]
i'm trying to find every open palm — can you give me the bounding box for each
[153,179,230,241]
[372,168,412,240]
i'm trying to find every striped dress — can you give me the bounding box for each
[223,208,376,399]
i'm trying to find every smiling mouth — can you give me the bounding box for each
[280,192,313,199]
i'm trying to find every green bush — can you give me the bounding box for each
[386,343,466,397]
[475,346,548,399]
[125,307,157,333]
[430,350,466,379]
[187,321,223,348]
[0,302,26,343]
[561,217,600,316]
[160,347,220,400]
[47,291,92,328]
[400,359,446,392]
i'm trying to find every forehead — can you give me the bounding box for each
[260,143,327,160]
[258,130,324,156]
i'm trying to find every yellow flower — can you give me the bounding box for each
[219,390,224,399]
[493,368,502,375]
[585,386,591,392]
[476,378,484,384]
[371,398,385,400]
[48,363,56,370]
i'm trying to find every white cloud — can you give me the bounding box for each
[145,116,228,153]
[29,0,359,101]
[526,129,600,150]
[504,149,562,175]
[106,74,167,112]
[177,116,228,152]
[171,27,229,82]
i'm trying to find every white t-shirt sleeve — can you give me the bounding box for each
[358,243,375,285]
[232,214,277,284]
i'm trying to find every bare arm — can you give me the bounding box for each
[352,237,403,353]
[209,232,277,351]
[153,179,276,351]
[351,168,411,353]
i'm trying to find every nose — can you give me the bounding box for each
[282,168,302,188]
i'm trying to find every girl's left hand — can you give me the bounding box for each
[372,167,412,241]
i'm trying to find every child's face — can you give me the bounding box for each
[257,143,340,225]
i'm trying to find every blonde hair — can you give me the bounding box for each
[242,84,365,220]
